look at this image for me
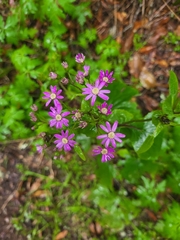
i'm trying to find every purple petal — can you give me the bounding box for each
[94,79,100,88]
[57,89,62,95]
[115,133,126,138]
[56,122,63,129]
[112,121,118,132]
[64,144,71,151]
[91,95,97,106]
[105,122,112,132]
[111,139,116,148]
[100,124,109,133]
[45,99,52,106]
[97,134,107,139]
[54,134,62,139]
[85,94,93,100]
[50,85,56,93]
[105,138,110,148]
[49,119,56,127]
[68,133,75,139]
[114,136,123,143]
[98,92,109,101]
[98,81,106,89]
[56,142,64,149]
[62,111,70,117]
[43,92,50,97]
[86,83,93,89]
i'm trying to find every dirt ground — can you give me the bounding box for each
[1,0,180,239]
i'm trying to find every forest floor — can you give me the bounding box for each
[0,0,180,239]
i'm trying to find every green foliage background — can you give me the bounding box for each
[1,0,180,239]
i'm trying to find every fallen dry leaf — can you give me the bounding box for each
[174,25,180,36]
[115,11,127,24]
[121,31,134,53]
[133,18,148,32]
[139,67,156,89]
[32,190,50,198]
[148,26,167,45]
[138,45,155,54]
[154,59,168,68]
[128,52,144,78]
[29,178,42,194]
[55,230,68,240]
[138,95,159,112]
[89,222,102,235]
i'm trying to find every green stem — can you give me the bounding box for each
[122,118,152,125]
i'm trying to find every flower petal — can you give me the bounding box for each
[112,121,118,132]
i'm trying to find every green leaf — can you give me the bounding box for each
[137,123,164,154]
[81,99,91,112]
[162,95,173,115]
[109,109,133,123]
[74,145,86,161]
[137,135,154,154]
[169,71,178,96]
[0,15,5,43]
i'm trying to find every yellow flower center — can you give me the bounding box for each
[101,108,108,114]
[50,93,56,99]
[56,114,62,121]
[92,87,99,95]
[62,138,68,144]
[103,77,109,82]
[108,132,115,139]
[101,149,108,155]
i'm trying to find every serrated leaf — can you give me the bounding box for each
[74,145,86,161]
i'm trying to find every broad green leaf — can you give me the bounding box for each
[81,99,91,112]
[74,145,86,161]
[137,123,164,154]
[169,71,178,96]
[109,109,133,123]
[162,95,173,115]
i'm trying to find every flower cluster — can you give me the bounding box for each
[93,121,125,162]
[31,53,126,162]
[42,85,76,152]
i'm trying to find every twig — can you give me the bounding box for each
[162,0,180,22]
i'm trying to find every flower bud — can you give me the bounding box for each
[49,72,57,79]
[61,77,69,85]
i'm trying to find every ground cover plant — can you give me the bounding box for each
[1,0,180,239]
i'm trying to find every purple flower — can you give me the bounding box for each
[49,72,57,79]
[54,130,76,151]
[93,146,115,162]
[75,53,85,63]
[82,79,110,106]
[97,121,126,148]
[48,104,70,129]
[42,85,64,107]
[97,102,112,115]
[61,61,68,68]
[99,70,115,86]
